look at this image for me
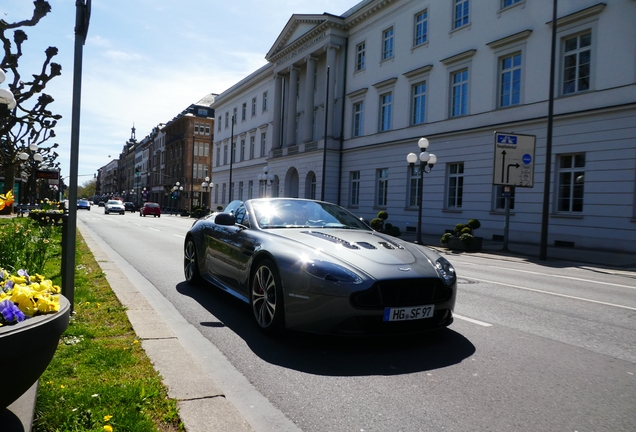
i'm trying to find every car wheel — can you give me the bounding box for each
[250,260,284,333]
[184,237,202,284]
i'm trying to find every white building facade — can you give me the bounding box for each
[211,0,636,253]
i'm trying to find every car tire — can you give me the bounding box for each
[184,237,202,284]
[250,260,285,334]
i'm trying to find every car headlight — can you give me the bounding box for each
[303,260,363,284]
[435,257,457,287]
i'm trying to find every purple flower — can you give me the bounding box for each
[0,300,25,324]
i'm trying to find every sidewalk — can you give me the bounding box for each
[3,214,635,431]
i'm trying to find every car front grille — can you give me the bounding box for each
[351,279,452,309]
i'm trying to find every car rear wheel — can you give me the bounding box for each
[184,237,202,284]
[250,260,284,334]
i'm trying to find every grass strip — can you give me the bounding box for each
[32,229,184,432]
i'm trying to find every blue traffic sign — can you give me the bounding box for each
[522,154,532,164]
[497,134,517,145]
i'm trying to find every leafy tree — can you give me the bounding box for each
[0,0,61,212]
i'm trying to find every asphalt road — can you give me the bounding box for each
[78,209,636,432]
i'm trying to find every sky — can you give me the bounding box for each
[1,0,350,185]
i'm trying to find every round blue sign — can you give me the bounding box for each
[522,153,532,164]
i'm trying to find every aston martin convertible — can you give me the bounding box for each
[183,198,457,335]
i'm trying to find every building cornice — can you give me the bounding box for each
[487,30,533,50]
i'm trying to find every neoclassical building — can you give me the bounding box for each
[210,0,636,253]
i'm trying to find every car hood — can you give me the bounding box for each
[269,229,439,278]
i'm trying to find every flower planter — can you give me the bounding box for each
[0,295,70,408]
[445,236,483,252]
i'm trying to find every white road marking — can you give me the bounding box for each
[459,262,636,290]
[465,276,636,311]
[174,234,185,238]
[454,314,493,327]
[148,227,160,232]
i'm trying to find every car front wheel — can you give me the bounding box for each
[250,260,284,334]
[184,237,202,284]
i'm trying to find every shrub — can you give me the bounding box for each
[440,233,452,245]
[371,211,401,237]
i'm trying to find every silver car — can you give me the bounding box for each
[104,200,125,215]
[183,198,457,336]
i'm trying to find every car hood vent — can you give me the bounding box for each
[303,231,359,249]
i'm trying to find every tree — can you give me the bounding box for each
[0,0,61,213]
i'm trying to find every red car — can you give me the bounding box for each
[140,202,161,217]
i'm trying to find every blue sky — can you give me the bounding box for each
[1,0,348,184]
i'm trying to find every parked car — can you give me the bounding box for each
[104,200,125,215]
[77,199,91,210]
[183,198,457,335]
[98,201,105,207]
[124,202,136,212]
[140,202,161,217]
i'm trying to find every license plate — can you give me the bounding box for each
[383,305,435,322]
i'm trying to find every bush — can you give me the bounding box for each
[371,211,401,237]
[440,232,452,245]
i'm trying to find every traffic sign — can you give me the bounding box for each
[493,132,536,187]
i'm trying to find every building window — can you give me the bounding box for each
[248,180,253,199]
[194,124,199,134]
[501,0,522,8]
[382,28,394,60]
[249,136,255,159]
[350,171,360,206]
[251,97,257,116]
[376,168,389,207]
[557,154,585,212]
[414,10,428,46]
[412,81,426,125]
[238,181,244,201]
[408,166,421,208]
[205,125,210,135]
[454,0,470,30]
[451,69,468,117]
[260,132,266,157]
[222,183,226,204]
[216,147,220,167]
[494,186,515,210]
[379,92,392,132]
[563,32,591,95]
[309,173,316,200]
[356,42,366,71]
[241,103,246,121]
[223,145,227,165]
[500,52,522,107]
[447,163,464,208]
[262,91,268,112]
[353,101,364,137]
[240,139,245,161]
[224,112,229,129]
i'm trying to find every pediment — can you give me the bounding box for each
[266,13,345,63]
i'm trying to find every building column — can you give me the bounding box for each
[272,73,283,150]
[285,66,298,147]
[325,45,337,140]
[302,56,316,143]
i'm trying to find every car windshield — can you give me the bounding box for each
[107,200,121,205]
[251,199,371,230]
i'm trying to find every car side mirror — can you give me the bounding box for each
[215,212,236,226]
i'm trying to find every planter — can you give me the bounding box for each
[445,236,483,252]
[0,295,70,408]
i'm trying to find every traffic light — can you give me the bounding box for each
[135,167,139,175]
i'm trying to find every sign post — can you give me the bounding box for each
[493,132,536,251]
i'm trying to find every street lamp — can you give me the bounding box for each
[201,176,213,211]
[172,181,184,214]
[257,166,274,197]
[18,143,44,204]
[406,137,437,244]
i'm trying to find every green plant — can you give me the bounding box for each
[459,233,475,245]
[370,211,401,237]
[440,232,452,245]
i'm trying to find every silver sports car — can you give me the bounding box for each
[183,198,457,335]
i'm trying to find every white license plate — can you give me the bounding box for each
[383,305,435,322]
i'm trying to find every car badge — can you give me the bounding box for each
[398,267,411,272]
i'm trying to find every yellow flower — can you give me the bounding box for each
[104,425,113,432]
[103,415,113,421]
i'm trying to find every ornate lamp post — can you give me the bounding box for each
[201,176,213,211]
[172,181,184,213]
[18,143,44,204]
[257,166,274,198]
[406,137,437,244]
